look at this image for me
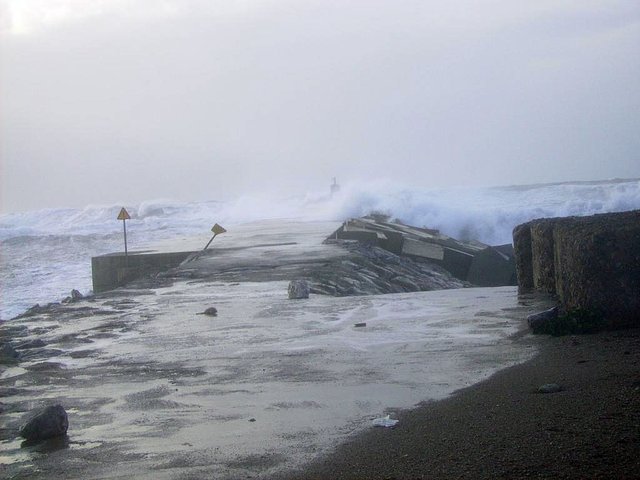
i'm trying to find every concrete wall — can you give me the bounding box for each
[513,223,533,293]
[530,219,559,294]
[467,247,517,287]
[513,210,640,328]
[442,248,475,281]
[92,251,195,293]
[378,231,405,255]
[402,238,444,261]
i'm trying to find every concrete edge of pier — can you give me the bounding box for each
[91,251,196,293]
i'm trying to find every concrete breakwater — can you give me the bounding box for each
[163,217,517,297]
[93,218,516,297]
[513,209,640,328]
[91,250,196,293]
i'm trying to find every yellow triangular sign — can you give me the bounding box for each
[117,207,131,220]
[211,223,227,235]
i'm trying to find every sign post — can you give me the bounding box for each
[203,223,227,250]
[117,207,131,257]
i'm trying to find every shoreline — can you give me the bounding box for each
[1,285,555,479]
[276,327,640,479]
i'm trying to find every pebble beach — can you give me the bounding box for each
[280,327,640,479]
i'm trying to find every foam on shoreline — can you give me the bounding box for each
[0,283,555,478]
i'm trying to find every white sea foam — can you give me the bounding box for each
[1,179,639,319]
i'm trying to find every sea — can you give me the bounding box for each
[2,178,640,478]
[1,178,639,320]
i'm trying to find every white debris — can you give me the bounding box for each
[372,415,399,428]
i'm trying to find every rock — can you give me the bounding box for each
[527,307,559,333]
[196,307,218,316]
[19,404,69,441]
[1,343,21,363]
[288,279,310,299]
[62,289,83,304]
[537,383,563,394]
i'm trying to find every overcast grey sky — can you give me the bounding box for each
[1,0,639,212]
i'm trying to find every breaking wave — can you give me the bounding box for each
[2,178,639,245]
[1,178,639,318]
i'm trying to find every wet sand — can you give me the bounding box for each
[279,327,640,480]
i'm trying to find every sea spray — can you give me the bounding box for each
[1,179,639,319]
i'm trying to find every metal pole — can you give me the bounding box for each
[203,233,217,251]
[123,219,128,257]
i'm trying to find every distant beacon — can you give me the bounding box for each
[330,177,340,195]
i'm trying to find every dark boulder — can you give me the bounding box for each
[527,307,559,333]
[19,404,69,441]
[62,289,84,304]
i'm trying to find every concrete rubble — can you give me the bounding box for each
[327,215,517,287]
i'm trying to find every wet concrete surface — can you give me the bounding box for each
[1,282,554,479]
[162,220,465,294]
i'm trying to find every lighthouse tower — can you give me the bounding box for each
[330,177,340,196]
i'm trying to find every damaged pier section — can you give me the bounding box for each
[328,216,517,287]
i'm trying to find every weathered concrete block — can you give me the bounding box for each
[514,210,640,330]
[512,222,534,293]
[467,246,517,287]
[552,210,640,328]
[530,219,558,294]
[288,279,310,299]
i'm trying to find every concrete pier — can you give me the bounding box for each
[91,251,196,293]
